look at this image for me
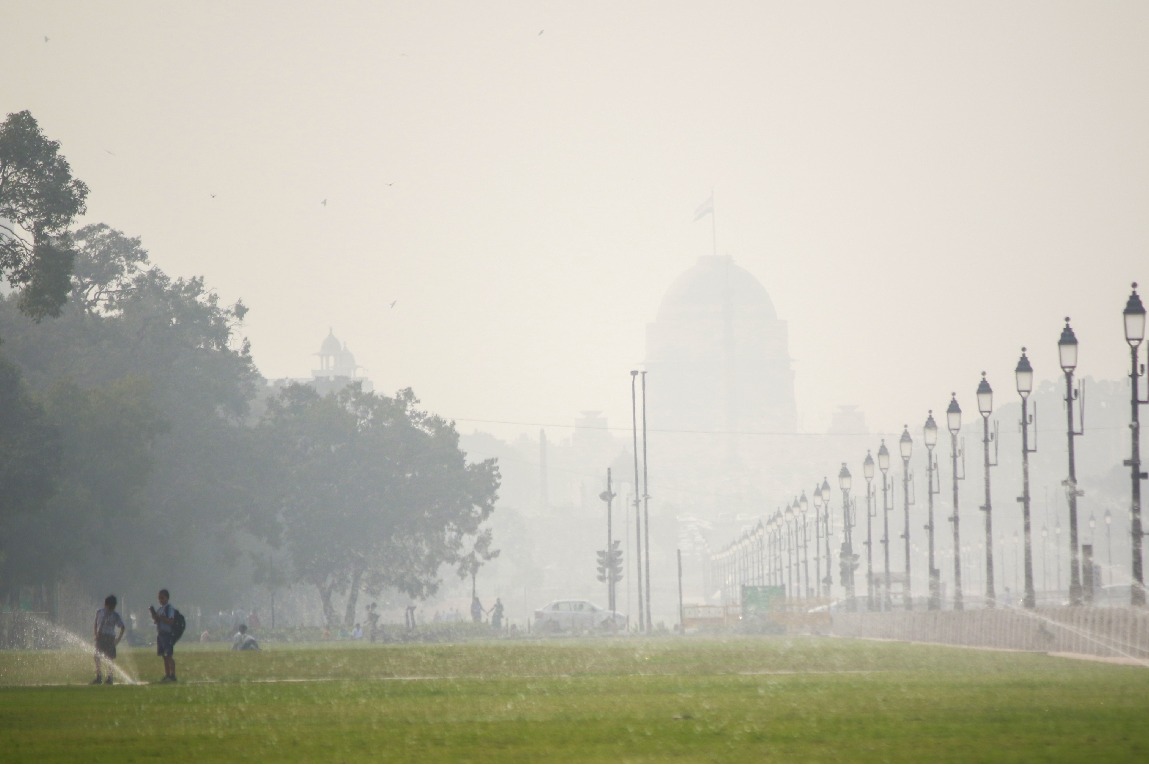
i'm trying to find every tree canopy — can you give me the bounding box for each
[258,384,501,626]
[0,111,89,320]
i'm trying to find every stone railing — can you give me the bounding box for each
[828,607,1149,661]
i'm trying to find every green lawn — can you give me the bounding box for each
[1,636,1146,762]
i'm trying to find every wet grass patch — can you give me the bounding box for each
[1,636,1147,762]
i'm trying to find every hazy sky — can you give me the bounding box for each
[7,1,1149,441]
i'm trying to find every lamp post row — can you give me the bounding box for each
[706,286,1148,610]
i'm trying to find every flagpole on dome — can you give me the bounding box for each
[693,190,717,255]
[711,189,717,256]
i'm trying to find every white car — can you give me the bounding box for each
[533,600,626,633]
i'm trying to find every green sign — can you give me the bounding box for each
[741,585,785,618]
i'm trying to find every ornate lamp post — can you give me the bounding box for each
[821,477,833,600]
[924,411,941,610]
[878,440,893,610]
[863,451,876,611]
[799,494,811,600]
[812,489,824,598]
[784,504,796,599]
[1015,348,1038,608]
[1059,318,1084,606]
[899,425,914,610]
[977,372,999,607]
[1105,508,1113,575]
[1123,283,1147,606]
[947,394,966,610]
[838,463,856,609]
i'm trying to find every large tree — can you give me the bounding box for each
[258,384,501,627]
[0,111,89,320]
[0,223,260,606]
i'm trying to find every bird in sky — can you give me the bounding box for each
[321,198,327,206]
[210,193,216,198]
[389,300,397,309]
[538,29,544,36]
[44,35,49,43]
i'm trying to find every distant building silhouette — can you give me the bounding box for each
[267,328,373,397]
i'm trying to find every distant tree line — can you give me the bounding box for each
[0,110,500,625]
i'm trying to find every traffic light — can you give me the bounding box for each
[608,539,623,584]
[596,541,624,584]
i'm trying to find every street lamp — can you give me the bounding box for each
[839,463,856,609]
[1059,317,1085,606]
[783,504,796,599]
[1105,508,1113,576]
[977,372,999,607]
[947,393,966,610]
[1123,283,1148,607]
[599,468,618,612]
[899,425,914,611]
[812,489,824,598]
[821,477,833,600]
[924,411,941,610]
[1015,348,1038,608]
[863,450,876,611]
[878,439,894,610]
[799,494,811,600]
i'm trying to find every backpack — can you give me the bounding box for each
[171,609,187,643]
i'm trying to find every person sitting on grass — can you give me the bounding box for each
[92,595,125,685]
[231,623,260,651]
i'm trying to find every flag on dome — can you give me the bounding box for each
[693,192,714,221]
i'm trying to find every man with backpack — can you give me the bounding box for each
[149,588,181,683]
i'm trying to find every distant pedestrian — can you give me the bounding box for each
[91,595,125,685]
[149,589,177,683]
[490,598,504,630]
[366,602,380,641]
[471,595,483,623]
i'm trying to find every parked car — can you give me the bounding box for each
[533,600,626,633]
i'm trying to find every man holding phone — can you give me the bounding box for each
[149,589,177,683]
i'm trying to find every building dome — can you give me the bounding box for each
[656,255,778,325]
[319,329,342,356]
[645,255,796,434]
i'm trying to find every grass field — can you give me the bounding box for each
[1,635,1147,762]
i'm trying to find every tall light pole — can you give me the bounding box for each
[1015,348,1038,608]
[839,463,856,609]
[878,440,893,610]
[821,478,833,600]
[923,411,941,610]
[629,370,645,630]
[947,394,965,611]
[1123,283,1147,607]
[863,451,876,611]
[977,372,999,607]
[899,425,914,610]
[640,371,652,632]
[1059,318,1084,607]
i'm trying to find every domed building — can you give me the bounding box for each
[645,255,796,436]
